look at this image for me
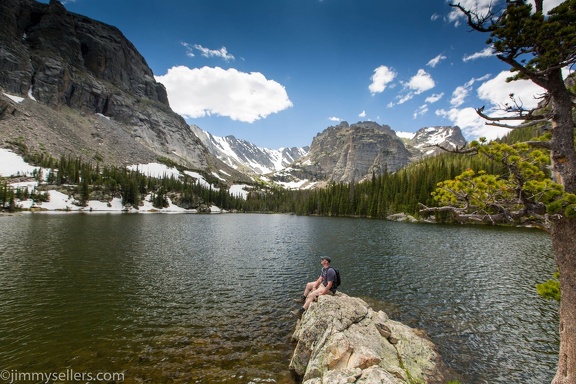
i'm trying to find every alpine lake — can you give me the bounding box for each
[0,213,559,383]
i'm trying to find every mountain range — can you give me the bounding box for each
[189,125,309,176]
[191,122,466,187]
[0,0,468,190]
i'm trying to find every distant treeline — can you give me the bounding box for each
[241,152,505,220]
[1,128,536,217]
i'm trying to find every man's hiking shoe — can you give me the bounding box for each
[291,308,304,318]
[293,296,305,304]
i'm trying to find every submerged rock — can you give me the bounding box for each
[289,292,446,384]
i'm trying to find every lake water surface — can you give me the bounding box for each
[0,213,559,383]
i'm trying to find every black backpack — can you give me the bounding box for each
[330,267,341,289]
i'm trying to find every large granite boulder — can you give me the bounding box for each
[290,292,446,384]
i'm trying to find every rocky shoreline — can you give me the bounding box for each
[290,291,448,384]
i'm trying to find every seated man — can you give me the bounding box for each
[292,256,337,318]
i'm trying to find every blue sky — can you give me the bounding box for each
[41,0,563,149]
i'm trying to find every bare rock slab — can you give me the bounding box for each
[289,292,446,384]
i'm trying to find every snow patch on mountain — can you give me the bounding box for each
[0,149,252,211]
[395,131,416,140]
[0,148,41,176]
[189,125,309,176]
[409,126,467,157]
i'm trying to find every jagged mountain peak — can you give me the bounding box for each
[265,123,467,188]
[316,120,395,137]
[289,121,412,184]
[189,125,309,176]
[409,126,467,157]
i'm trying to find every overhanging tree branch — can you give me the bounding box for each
[449,2,502,32]
[429,143,478,154]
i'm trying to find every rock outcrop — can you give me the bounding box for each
[288,122,412,184]
[0,0,246,181]
[0,0,167,108]
[290,292,446,384]
[386,213,419,223]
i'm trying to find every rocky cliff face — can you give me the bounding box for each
[290,292,447,383]
[286,121,412,184]
[0,0,167,108]
[0,0,244,180]
[190,125,309,175]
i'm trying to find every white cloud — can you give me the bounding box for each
[425,93,444,104]
[532,0,564,13]
[396,69,436,105]
[451,85,470,107]
[450,74,491,107]
[427,54,447,68]
[397,93,415,105]
[477,70,546,112]
[329,116,342,122]
[414,93,444,119]
[181,42,195,57]
[436,70,545,141]
[369,65,397,94]
[463,47,494,62]
[181,42,235,61]
[194,44,235,61]
[413,104,429,119]
[397,69,436,104]
[406,69,435,94]
[156,66,293,123]
[468,74,491,85]
[359,110,366,118]
[436,107,509,141]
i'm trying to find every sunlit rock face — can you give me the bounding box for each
[291,121,412,183]
[290,292,447,384]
